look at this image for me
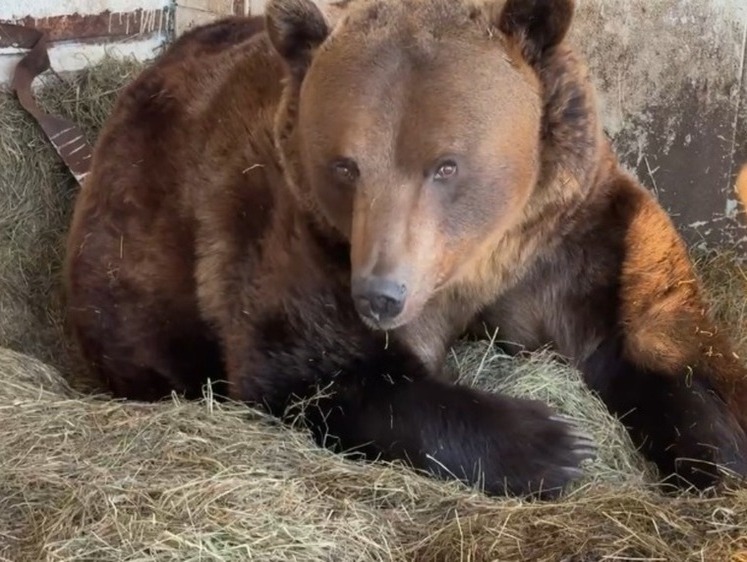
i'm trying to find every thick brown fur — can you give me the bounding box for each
[65,0,747,497]
[737,164,747,212]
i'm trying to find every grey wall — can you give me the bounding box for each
[570,0,747,251]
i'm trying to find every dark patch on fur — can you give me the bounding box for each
[499,0,575,65]
[583,336,747,489]
[303,216,351,271]
[162,16,266,62]
[265,0,329,74]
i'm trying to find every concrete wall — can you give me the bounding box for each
[571,0,747,251]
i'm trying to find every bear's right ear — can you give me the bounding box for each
[265,0,330,75]
[497,0,575,65]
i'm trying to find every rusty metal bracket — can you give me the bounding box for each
[0,22,94,186]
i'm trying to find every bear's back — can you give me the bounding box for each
[68,17,286,255]
[63,17,287,401]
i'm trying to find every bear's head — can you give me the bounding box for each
[267,0,580,331]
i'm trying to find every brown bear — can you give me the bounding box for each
[64,0,747,498]
[160,15,266,60]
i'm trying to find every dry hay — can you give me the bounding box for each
[1,58,747,561]
[2,343,747,561]
[0,58,142,387]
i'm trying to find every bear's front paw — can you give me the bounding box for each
[422,392,596,499]
[486,406,596,499]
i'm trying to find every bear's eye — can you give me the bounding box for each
[433,160,458,182]
[331,158,360,184]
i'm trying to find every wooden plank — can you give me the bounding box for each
[3,0,170,20]
[0,9,169,47]
[174,0,234,35]
[233,0,250,16]
[0,34,166,86]
[249,0,267,14]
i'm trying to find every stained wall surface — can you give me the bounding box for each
[571,0,747,251]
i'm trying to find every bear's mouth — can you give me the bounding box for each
[355,304,402,331]
[354,290,429,333]
[358,312,407,333]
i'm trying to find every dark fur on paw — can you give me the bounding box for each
[489,407,596,498]
[663,401,747,491]
[421,390,597,499]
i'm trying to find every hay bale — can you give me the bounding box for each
[694,249,747,357]
[1,346,747,561]
[1,58,747,561]
[0,346,74,400]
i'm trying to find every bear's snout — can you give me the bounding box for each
[351,276,407,327]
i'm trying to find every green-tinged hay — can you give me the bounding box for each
[693,248,747,358]
[1,345,747,561]
[1,57,747,561]
[0,347,75,401]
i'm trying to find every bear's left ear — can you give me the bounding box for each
[497,0,575,65]
[265,0,330,75]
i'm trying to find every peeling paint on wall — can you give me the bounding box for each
[0,0,172,88]
[3,0,170,20]
[1,8,170,46]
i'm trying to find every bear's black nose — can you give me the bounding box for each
[352,276,407,324]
